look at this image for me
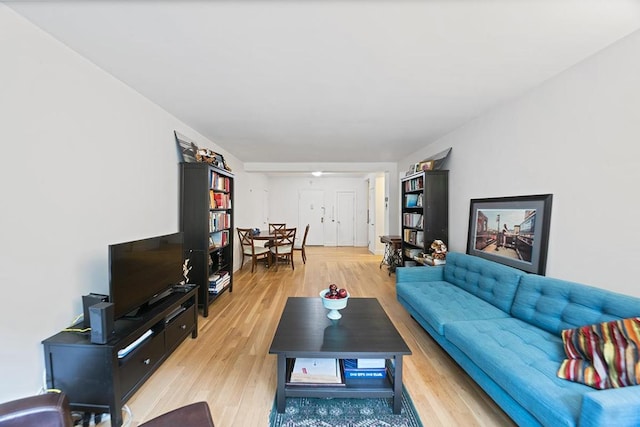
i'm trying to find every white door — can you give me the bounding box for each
[262,189,269,231]
[336,191,355,246]
[298,190,324,246]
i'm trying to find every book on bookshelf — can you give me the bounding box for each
[210,230,229,248]
[422,256,446,266]
[208,271,230,294]
[209,192,230,209]
[405,194,418,208]
[404,248,422,259]
[209,212,230,232]
[209,270,229,285]
[403,213,423,228]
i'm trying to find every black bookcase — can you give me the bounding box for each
[179,162,234,317]
[400,170,448,265]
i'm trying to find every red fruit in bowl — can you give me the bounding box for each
[337,289,348,298]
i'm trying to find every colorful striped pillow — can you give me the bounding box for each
[557,317,640,389]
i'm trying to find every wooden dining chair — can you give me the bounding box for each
[268,223,286,233]
[269,227,296,271]
[293,224,310,264]
[237,227,270,273]
[264,223,286,247]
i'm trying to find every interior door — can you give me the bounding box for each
[298,189,324,246]
[262,189,269,231]
[336,191,355,246]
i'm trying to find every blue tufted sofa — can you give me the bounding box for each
[396,252,640,427]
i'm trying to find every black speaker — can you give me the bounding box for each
[90,302,114,344]
[83,293,109,328]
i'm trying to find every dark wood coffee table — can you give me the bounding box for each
[269,297,411,414]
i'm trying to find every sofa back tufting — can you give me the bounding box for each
[443,252,525,313]
[511,274,640,335]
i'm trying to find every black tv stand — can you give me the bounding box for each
[42,286,198,427]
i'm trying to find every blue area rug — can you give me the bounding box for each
[269,386,423,427]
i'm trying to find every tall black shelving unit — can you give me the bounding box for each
[180,162,234,317]
[400,170,448,266]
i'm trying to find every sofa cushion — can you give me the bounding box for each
[557,317,640,389]
[445,318,590,427]
[511,274,640,335]
[443,252,524,313]
[396,280,511,335]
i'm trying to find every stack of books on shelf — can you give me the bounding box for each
[404,248,422,259]
[405,194,418,208]
[422,255,446,266]
[287,358,345,386]
[209,172,230,192]
[209,230,229,248]
[403,213,423,228]
[209,271,230,294]
[209,190,231,209]
[343,358,388,379]
[403,230,424,246]
[404,176,424,192]
[209,212,231,232]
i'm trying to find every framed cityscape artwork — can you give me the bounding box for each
[466,194,553,275]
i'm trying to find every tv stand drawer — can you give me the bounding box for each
[166,304,196,352]
[119,331,164,398]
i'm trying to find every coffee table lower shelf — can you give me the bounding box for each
[285,378,395,397]
[275,356,403,414]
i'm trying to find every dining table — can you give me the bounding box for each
[251,231,276,243]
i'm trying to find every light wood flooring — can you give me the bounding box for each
[125,247,516,427]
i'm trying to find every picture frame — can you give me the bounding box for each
[418,160,434,171]
[466,194,553,275]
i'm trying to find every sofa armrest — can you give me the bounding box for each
[396,266,444,283]
[579,386,640,427]
[0,392,73,427]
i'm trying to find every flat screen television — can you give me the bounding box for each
[109,232,184,319]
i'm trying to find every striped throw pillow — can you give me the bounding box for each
[557,317,640,389]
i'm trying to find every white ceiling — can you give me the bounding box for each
[7,1,640,165]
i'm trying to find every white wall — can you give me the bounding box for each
[400,29,640,297]
[266,176,369,247]
[0,6,256,402]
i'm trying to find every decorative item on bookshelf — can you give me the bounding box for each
[174,131,198,163]
[179,258,192,285]
[430,239,447,260]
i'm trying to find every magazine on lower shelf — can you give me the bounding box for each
[286,358,346,386]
